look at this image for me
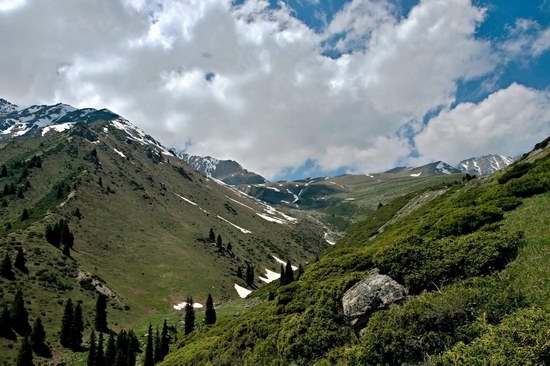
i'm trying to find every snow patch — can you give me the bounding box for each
[410,172,422,177]
[113,148,126,158]
[259,268,281,283]
[174,193,198,206]
[41,122,75,136]
[173,302,203,311]
[216,215,252,234]
[234,284,252,298]
[257,213,286,224]
[272,255,298,270]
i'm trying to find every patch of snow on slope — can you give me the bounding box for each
[324,232,336,245]
[272,255,298,270]
[436,162,452,174]
[173,302,203,310]
[265,186,280,192]
[234,284,252,298]
[257,213,286,224]
[216,215,252,234]
[259,268,281,283]
[174,193,198,206]
[113,148,126,158]
[410,172,422,177]
[226,196,256,211]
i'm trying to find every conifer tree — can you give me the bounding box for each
[279,264,286,286]
[208,228,215,242]
[297,264,304,280]
[245,264,254,287]
[267,291,274,301]
[226,242,232,253]
[17,187,24,198]
[87,330,96,366]
[205,294,216,325]
[14,247,27,273]
[96,332,105,366]
[62,243,71,257]
[105,334,116,366]
[30,317,46,355]
[184,297,195,335]
[95,294,108,332]
[0,305,14,339]
[154,326,161,363]
[1,252,14,280]
[70,303,84,349]
[11,289,29,336]
[0,164,7,178]
[60,299,73,348]
[98,177,103,187]
[236,266,243,278]
[74,207,82,219]
[160,320,170,361]
[144,324,154,366]
[20,208,29,221]
[216,234,223,251]
[16,334,33,366]
[285,261,294,284]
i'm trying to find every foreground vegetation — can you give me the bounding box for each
[163,144,550,365]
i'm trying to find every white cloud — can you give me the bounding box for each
[415,83,550,164]
[0,0,541,179]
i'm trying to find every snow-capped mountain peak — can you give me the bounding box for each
[457,154,514,176]
[0,98,18,115]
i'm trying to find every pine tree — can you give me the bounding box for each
[17,186,24,198]
[105,333,116,366]
[30,317,46,355]
[208,228,215,242]
[14,247,27,273]
[0,164,7,178]
[70,303,84,349]
[226,242,232,253]
[60,299,73,348]
[297,264,304,280]
[0,305,15,339]
[74,207,82,219]
[236,266,243,278]
[96,332,105,366]
[154,326,161,363]
[95,294,108,332]
[205,294,216,325]
[144,324,154,366]
[87,330,96,366]
[62,242,71,257]
[16,334,33,366]
[0,252,14,280]
[285,261,294,284]
[98,177,103,187]
[245,264,254,287]
[11,289,29,336]
[267,291,274,301]
[60,221,74,249]
[279,264,286,286]
[184,297,195,335]
[20,208,29,221]
[160,320,170,361]
[216,234,223,251]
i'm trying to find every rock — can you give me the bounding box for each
[342,269,408,329]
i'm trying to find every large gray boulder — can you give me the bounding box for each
[342,269,408,329]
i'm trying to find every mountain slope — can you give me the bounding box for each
[178,153,267,185]
[162,140,550,365]
[457,154,514,176]
[0,101,327,363]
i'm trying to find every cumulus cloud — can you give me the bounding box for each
[0,0,545,178]
[414,83,550,164]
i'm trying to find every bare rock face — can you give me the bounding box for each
[342,269,408,329]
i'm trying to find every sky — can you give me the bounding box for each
[0,0,549,180]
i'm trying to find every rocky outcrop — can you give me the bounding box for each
[342,269,408,330]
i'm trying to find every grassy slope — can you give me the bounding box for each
[0,122,328,364]
[162,145,550,365]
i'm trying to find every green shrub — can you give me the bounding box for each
[498,163,532,184]
[431,205,503,238]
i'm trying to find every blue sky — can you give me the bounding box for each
[1,0,549,181]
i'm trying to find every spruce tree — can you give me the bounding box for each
[226,242,232,253]
[96,332,105,366]
[30,317,46,355]
[216,234,223,251]
[154,326,161,363]
[0,164,7,178]
[16,334,33,366]
[62,242,71,257]
[14,247,27,273]
[279,264,286,286]
[20,208,29,221]
[0,252,14,280]
[236,266,243,278]
[245,264,254,287]
[184,297,195,335]
[60,299,73,348]
[144,324,154,366]
[11,289,29,336]
[208,228,215,242]
[0,305,15,339]
[95,294,108,332]
[87,330,96,366]
[70,303,84,349]
[205,294,216,325]
[297,264,304,280]
[105,333,116,366]
[160,320,170,361]
[285,261,294,284]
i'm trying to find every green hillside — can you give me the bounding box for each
[0,119,328,364]
[162,141,550,365]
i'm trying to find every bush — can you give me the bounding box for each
[431,205,503,238]
[498,163,532,184]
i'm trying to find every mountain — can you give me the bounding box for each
[0,99,327,363]
[163,139,550,366]
[385,161,461,176]
[0,98,18,115]
[177,153,267,185]
[457,154,514,176]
